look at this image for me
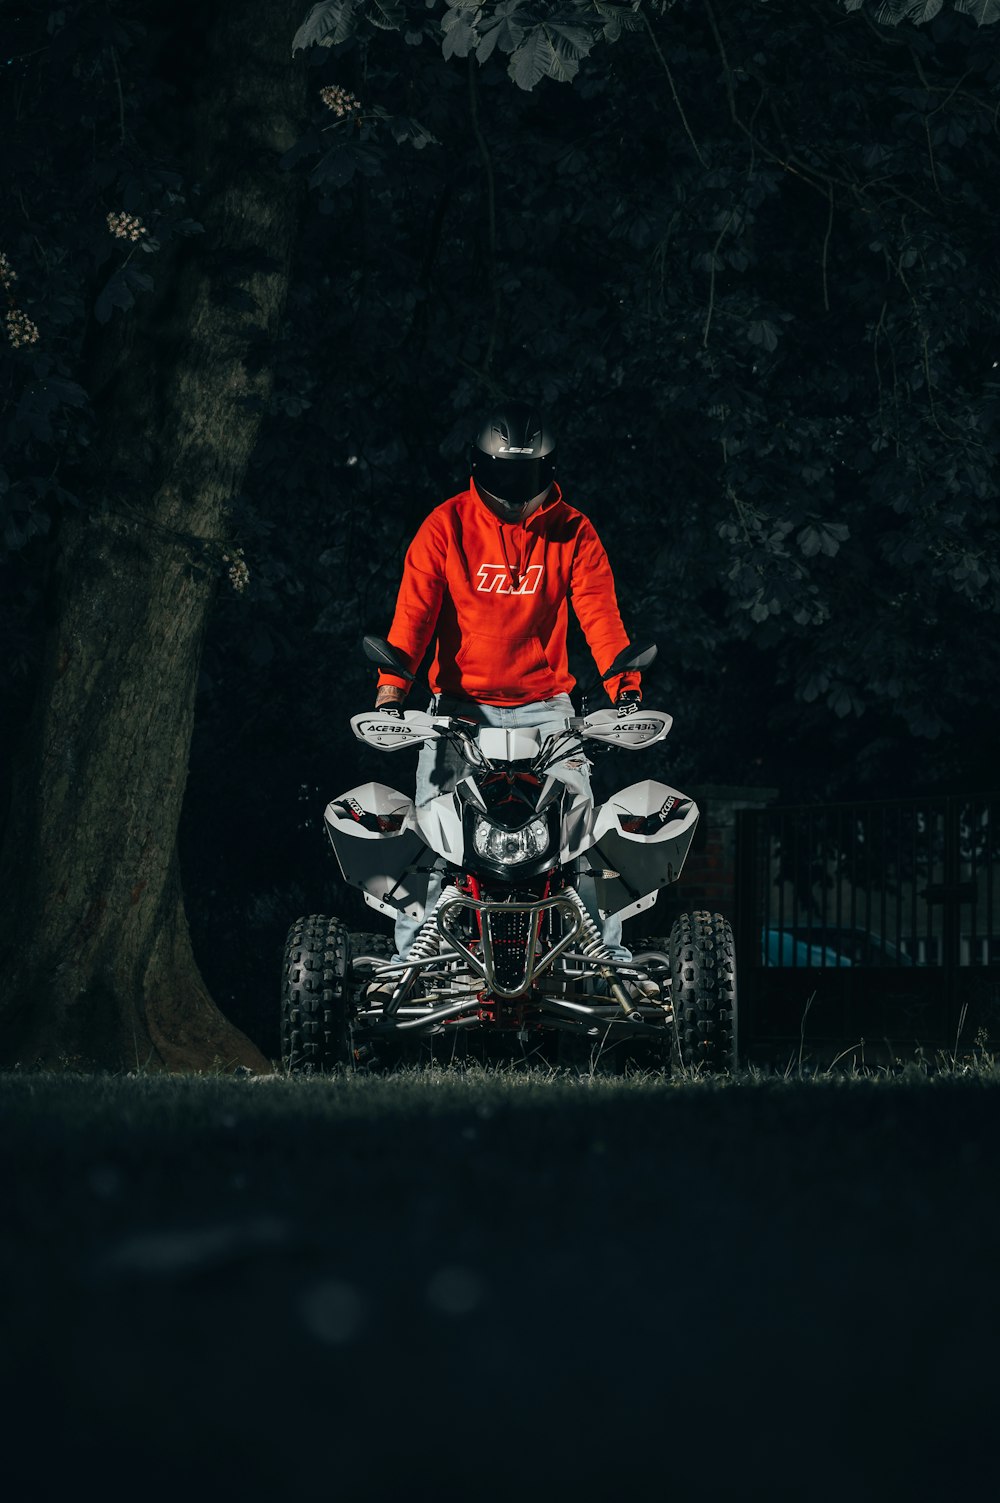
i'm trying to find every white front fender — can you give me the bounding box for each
[324,782,437,921]
[588,781,699,920]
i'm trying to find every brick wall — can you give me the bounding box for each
[670,784,778,922]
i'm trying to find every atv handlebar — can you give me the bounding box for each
[350,706,672,766]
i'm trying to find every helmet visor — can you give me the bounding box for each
[473,453,555,508]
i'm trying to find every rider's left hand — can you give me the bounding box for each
[615,689,642,717]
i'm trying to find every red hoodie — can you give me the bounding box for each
[378,481,640,706]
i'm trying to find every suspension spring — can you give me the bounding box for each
[562,885,618,964]
[407,899,446,965]
[383,887,448,1016]
[561,885,641,1018]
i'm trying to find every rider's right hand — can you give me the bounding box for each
[374,685,406,716]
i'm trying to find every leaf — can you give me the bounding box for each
[798,525,823,558]
[828,684,855,718]
[46,378,88,408]
[747,319,779,351]
[475,25,501,62]
[546,42,581,85]
[475,6,527,64]
[280,128,324,171]
[124,266,153,295]
[441,9,478,60]
[798,522,849,558]
[546,23,594,59]
[309,141,382,188]
[389,115,439,149]
[591,2,643,39]
[871,0,944,23]
[95,267,135,324]
[292,0,359,52]
[508,26,585,90]
[509,27,551,90]
[953,0,1000,21]
[493,16,527,55]
[362,0,405,31]
[801,673,829,703]
[3,515,26,550]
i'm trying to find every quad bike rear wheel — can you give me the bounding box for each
[280,915,353,1073]
[667,911,738,1073]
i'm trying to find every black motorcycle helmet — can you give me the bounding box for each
[470,403,557,520]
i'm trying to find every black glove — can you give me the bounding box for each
[615,689,642,717]
[374,701,404,718]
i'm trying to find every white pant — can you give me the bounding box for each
[393,693,628,962]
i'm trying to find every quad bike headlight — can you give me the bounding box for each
[472,814,550,866]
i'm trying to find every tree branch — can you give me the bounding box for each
[702,0,931,219]
[110,47,126,147]
[641,11,708,168]
[821,182,834,314]
[703,208,736,348]
[467,55,500,377]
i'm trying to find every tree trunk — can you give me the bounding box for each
[0,1,306,1070]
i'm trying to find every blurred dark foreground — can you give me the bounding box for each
[2,1067,997,1501]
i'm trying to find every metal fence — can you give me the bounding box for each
[735,795,1000,1060]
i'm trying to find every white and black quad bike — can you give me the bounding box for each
[280,638,737,1074]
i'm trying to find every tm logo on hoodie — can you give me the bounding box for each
[476,563,544,596]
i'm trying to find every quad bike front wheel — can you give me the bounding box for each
[280,915,353,1073]
[667,910,738,1073]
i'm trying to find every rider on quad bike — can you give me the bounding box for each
[367,401,659,1005]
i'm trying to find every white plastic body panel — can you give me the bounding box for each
[324,782,438,920]
[413,790,467,866]
[477,727,544,764]
[588,781,699,920]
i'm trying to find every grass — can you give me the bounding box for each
[3,1059,999,1500]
